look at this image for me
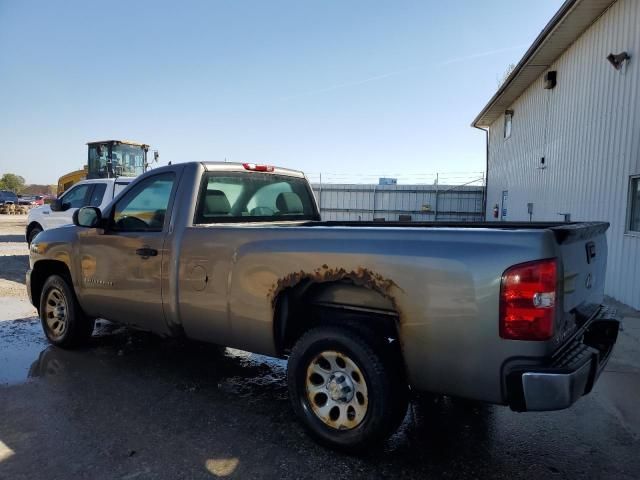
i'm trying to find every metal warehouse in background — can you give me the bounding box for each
[311,183,484,222]
[473,0,640,308]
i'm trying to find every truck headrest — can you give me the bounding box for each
[204,189,231,215]
[276,192,303,214]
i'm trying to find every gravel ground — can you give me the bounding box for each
[0,216,639,479]
[0,215,37,319]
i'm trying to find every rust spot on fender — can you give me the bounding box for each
[268,266,403,314]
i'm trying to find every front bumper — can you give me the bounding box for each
[26,268,35,308]
[506,306,619,412]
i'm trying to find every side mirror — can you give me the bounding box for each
[73,207,102,228]
[50,199,63,212]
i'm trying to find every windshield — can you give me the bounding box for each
[194,172,319,224]
[111,145,145,177]
[88,143,146,178]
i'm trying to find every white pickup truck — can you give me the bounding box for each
[26,178,133,245]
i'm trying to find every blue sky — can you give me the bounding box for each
[0,0,563,185]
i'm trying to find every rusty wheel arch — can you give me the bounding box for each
[271,266,403,356]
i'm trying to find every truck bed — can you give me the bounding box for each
[301,221,609,244]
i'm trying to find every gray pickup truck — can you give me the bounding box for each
[27,162,619,451]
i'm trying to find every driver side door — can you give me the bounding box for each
[78,172,177,334]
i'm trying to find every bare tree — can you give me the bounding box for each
[497,63,517,86]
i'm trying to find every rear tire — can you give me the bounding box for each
[287,325,408,452]
[39,275,94,348]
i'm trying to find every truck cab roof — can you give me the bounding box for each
[201,162,306,178]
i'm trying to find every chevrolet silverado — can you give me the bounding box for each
[27,161,619,451]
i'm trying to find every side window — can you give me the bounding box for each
[504,110,513,139]
[88,183,107,207]
[61,184,91,209]
[112,173,175,232]
[114,181,131,198]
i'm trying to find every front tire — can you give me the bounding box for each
[39,275,94,348]
[287,325,408,452]
[27,224,43,246]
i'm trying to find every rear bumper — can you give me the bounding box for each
[506,306,619,412]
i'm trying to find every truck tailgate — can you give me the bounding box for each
[550,222,609,340]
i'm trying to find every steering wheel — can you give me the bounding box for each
[249,206,275,216]
[115,215,148,230]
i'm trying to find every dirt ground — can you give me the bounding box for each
[1,216,639,479]
[0,215,37,319]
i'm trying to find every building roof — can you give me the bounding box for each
[472,0,617,128]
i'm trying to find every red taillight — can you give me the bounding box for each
[243,163,274,172]
[499,258,557,341]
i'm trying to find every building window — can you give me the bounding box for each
[628,175,640,233]
[504,110,513,139]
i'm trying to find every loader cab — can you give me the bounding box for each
[87,140,149,179]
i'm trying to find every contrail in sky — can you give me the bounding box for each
[280,43,528,101]
[438,44,529,66]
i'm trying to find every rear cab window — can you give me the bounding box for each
[194,172,319,224]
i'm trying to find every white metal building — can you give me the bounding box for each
[311,183,484,222]
[473,0,640,309]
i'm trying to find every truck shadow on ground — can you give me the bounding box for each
[22,324,493,471]
[0,255,29,284]
[0,234,26,243]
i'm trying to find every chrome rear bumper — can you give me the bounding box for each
[507,307,619,412]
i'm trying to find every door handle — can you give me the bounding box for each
[135,247,158,258]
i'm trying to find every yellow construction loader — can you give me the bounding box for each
[56,140,156,196]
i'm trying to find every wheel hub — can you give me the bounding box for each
[326,372,355,402]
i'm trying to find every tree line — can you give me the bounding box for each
[0,173,56,195]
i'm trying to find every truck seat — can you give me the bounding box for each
[204,189,231,216]
[276,192,303,214]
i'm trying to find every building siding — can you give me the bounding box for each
[485,0,640,308]
[312,184,484,222]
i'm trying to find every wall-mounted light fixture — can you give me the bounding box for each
[544,71,557,89]
[538,156,547,170]
[606,51,631,70]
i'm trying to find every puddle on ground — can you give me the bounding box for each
[0,317,287,398]
[0,317,48,385]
